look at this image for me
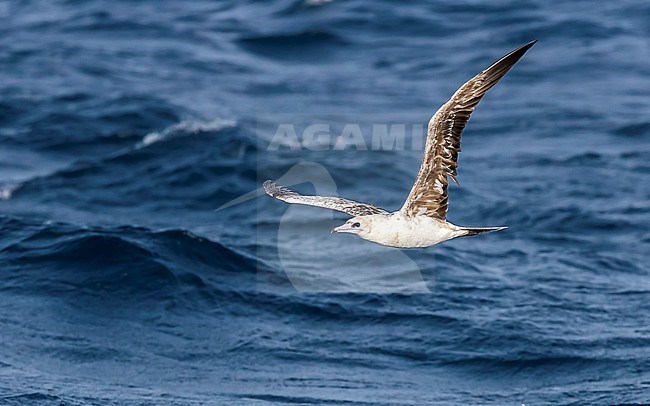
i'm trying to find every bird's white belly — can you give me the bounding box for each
[364,214,463,248]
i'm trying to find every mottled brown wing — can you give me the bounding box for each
[401,41,537,219]
[263,180,388,216]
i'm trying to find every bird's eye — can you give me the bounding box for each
[351,222,361,228]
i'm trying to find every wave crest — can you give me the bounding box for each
[137,118,237,148]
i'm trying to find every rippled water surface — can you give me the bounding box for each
[1,0,649,404]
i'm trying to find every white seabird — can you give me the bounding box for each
[264,41,536,248]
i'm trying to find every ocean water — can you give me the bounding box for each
[1,0,649,404]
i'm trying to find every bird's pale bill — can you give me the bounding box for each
[331,221,362,234]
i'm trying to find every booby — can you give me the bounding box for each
[264,41,536,248]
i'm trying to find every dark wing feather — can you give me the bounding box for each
[401,41,536,219]
[263,180,388,216]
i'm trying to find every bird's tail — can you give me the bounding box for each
[462,226,507,236]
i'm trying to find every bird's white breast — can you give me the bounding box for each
[363,213,464,248]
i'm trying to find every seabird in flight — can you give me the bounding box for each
[264,41,536,248]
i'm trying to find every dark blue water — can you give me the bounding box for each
[1,0,649,404]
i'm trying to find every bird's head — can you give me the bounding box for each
[331,216,373,237]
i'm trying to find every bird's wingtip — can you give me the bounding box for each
[262,179,275,195]
[519,40,538,52]
[514,40,537,54]
[524,39,539,49]
[262,180,277,196]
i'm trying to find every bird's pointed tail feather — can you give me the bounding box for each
[463,226,507,236]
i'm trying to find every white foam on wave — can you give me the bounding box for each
[137,118,237,148]
[0,183,21,201]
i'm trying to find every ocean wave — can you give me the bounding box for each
[439,354,624,371]
[0,219,258,303]
[0,393,67,404]
[238,30,348,60]
[3,94,181,152]
[3,117,245,206]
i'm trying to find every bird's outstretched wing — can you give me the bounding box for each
[263,180,388,216]
[401,41,537,220]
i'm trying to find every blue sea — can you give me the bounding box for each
[1,0,649,404]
